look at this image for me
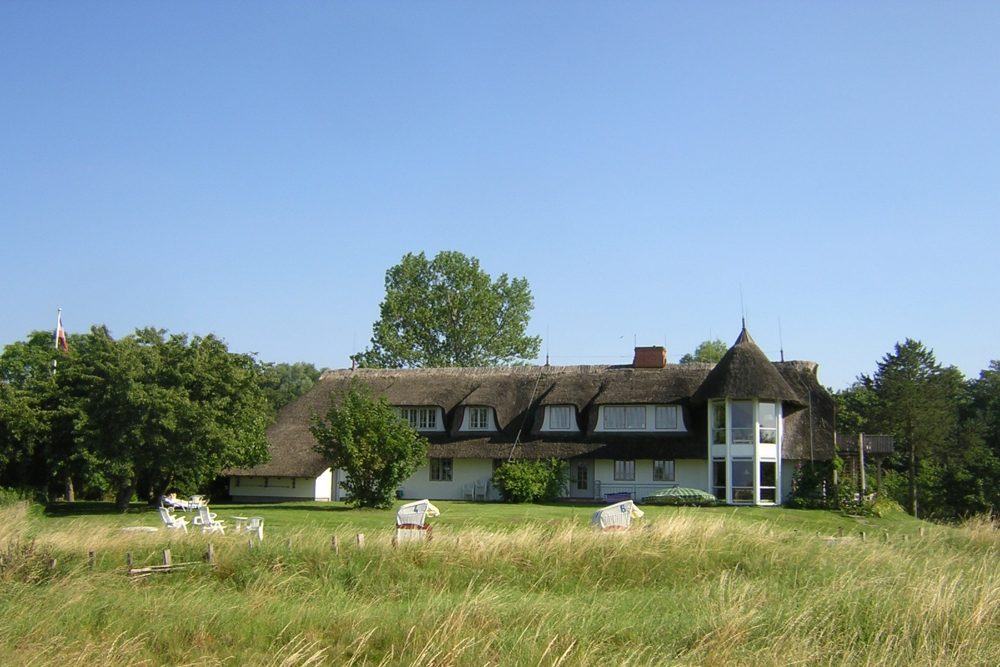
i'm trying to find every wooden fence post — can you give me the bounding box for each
[126,552,134,572]
[88,550,96,570]
[331,535,340,555]
[206,543,215,565]
[162,549,172,567]
[356,533,365,547]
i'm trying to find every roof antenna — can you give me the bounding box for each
[739,284,747,330]
[545,324,550,366]
[778,318,785,362]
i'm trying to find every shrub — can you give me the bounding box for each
[0,488,34,508]
[492,459,566,503]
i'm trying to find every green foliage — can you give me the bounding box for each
[1,326,270,509]
[353,251,541,368]
[678,338,728,364]
[311,380,428,508]
[786,461,836,509]
[491,459,566,503]
[259,362,323,415]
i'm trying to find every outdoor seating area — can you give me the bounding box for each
[153,499,265,541]
[160,493,209,512]
[395,499,440,543]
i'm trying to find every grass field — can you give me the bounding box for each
[2,500,998,666]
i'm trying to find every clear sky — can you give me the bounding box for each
[2,2,998,391]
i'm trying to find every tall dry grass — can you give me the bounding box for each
[1,503,998,666]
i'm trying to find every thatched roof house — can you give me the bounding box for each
[230,326,835,505]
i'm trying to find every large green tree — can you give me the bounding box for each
[353,251,541,368]
[867,339,959,517]
[679,339,728,364]
[1,326,270,510]
[259,362,323,414]
[311,380,427,508]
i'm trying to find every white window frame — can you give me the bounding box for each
[614,459,635,481]
[468,406,490,430]
[430,457,453,482]
[653,459,675,482]
[546,405,573,430]
[603,406,646,430]
[654,405,679,430]
[396,407,439,431]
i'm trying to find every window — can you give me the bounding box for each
[603,406,646,430]
[614,460,635,481]
[547,405,573,430]
[397,407,438,430]
[731,401,754,443]
[759,461,777,503]
[731,459,754,502]
[653,459,675,482]
[712,459,726,500]
[430,458,453,481]
[575,463,589,490]
[468,406,490,430]
[655,405,679,430]
[759,402,777,444]
[712,402,727,444]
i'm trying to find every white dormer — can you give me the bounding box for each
[541,405,579,432]
[394,406,445,432]
[595,405,685,432]
[460,405,497,431]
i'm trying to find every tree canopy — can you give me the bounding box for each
[353,251,541,368]
[0,326,271,510]
[679,339,728,364]
[310,380,428,508]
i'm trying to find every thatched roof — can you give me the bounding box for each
[693,327,804,406]
[232,328,836,478]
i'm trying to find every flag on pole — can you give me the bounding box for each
[55,309,69,352]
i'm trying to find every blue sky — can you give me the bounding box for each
[2,2,998,390]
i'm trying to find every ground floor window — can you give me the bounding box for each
[759,461,777,503]
[430,458,453,481]
[712,459,726,500]
[614,459,635,481]
[731,459,754,503]
[653,459,675,482]
[576,463,589,490]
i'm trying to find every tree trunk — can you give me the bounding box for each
[64,476,75,502]
[115,481,135,513]
[908,447,919,518]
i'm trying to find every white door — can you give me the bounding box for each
[570,460,594,499]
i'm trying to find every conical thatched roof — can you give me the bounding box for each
[692,327,804,406]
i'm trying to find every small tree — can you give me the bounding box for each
[492,459,566,503]
[311,380,427,508]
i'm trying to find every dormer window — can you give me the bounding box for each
[604,406,645,430]
[395,407,440,431]
[598,405,685,432]
[469,407,488,429]
[542,405,578,432]
[460,405,496,431]
[654,405,679,430]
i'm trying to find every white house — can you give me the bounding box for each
[228,327,835,506]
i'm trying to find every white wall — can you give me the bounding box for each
[400,458,494,500]
[230,471,333,501]
[593,458,708,491]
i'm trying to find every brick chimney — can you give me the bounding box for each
[633,346,667,368]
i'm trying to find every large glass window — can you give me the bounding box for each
[731,401,754,443]
[655,405,678,430]
[653,459,675,482]
[604,406,646,430]
[712,403,727,444]
[430,458,453,481]
[614,460,635,481]
[759,461,777,503]
[731,459,754,503]
[759,402,777,444]
[712,459,727,500]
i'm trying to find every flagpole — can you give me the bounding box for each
[54,308,62,350]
